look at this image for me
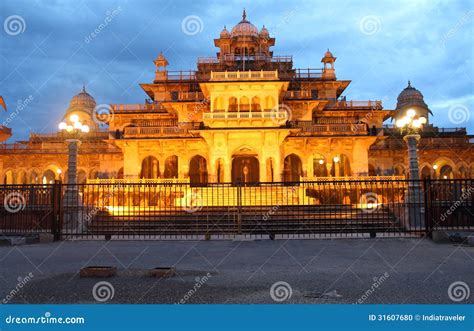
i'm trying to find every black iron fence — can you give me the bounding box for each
[0,179,472,239]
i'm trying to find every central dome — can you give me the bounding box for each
[68,86,96,114]
[396,81,427,110]
[231,9,258,38]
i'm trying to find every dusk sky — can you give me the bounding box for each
[1,0,472,141]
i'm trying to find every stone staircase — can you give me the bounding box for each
[87,204,402,236]
[175,186,311,208]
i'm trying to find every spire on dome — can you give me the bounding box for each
[82,84,86,93]
[242,8,247,21]
[408,80,411,87]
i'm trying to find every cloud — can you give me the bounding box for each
[0,0,472,141]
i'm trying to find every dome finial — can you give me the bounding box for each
[242,8,246,20]
[408,80,411,87]
[82,84,86,92]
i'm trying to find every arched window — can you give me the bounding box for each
[283,154,302,182]
[251,96,261,111]
[440,165,453,179]
[458,166,469,179]
[229,97,238,112]
[313,154,328,177]
[17,170,27,185]
[331,154,351,177]
[189,155,208,186]
[4,170,14,185]
[42,170,56,184]
[141,156,160,179]
[164,155,178,178]
[29,171,39,184]
[421,166,432,179]
[240,96,250,112]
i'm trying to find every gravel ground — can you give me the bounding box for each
[0,238,472,304]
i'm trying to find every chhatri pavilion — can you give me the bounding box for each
[0,11,472,185]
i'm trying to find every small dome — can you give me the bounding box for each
[324,49,334,58]
[396,81,428,110]
[66,86,96,115]
[259,25,269,37]
[231,9,258,38]
[220,26,230,38]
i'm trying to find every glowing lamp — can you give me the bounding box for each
[70,114,79,123]
[407,109,416,118]
[59,122,67,130]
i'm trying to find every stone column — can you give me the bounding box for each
[403,134,424,229]
[64,139,81,206]
[63,139,85,234]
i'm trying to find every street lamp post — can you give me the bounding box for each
[395,109,427,229]
[58,115,90,206]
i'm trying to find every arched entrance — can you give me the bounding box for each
[141,156,159,179]
[440,165,453,179]
[421,166,432,179]
[232,156,259,185]
[283,154,302,182]
[313,154,328,177]
[189,155,208,186]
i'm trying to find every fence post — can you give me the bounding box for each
[237,180,242,235]
[51,180,62,241]
[423,178,431,237]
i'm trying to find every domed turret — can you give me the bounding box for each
[396,81,428,109]
[220,26,230,38]
[259,25,269,38]
[231,9,258,38]
[66,86,96,115]
[394,81,432,124]
[321,49,336,80]
[63,86,98,128]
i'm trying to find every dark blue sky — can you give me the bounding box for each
[1,0,472,141]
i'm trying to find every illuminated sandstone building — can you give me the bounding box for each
[0,11,472,185]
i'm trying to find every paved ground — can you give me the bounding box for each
[0,238,472,304]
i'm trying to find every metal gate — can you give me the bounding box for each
[0,179,472,240]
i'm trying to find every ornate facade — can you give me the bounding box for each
[0,12,472,185]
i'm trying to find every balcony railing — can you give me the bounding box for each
[210,70,278,81]
[123,126,187,138]
[161,92,205,102]
[111,103,166,113]
[327,100,383,109]
[290,121,368,135]
[198,54,292,64]
[203,110,287,120]
[30,130,110,140]
[284,90,313,99]
[292,68,324,79]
